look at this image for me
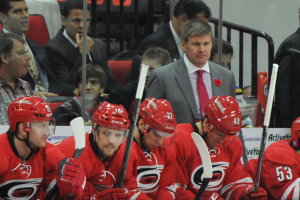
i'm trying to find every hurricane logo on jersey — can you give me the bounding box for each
[12,163,32,178]
[0,178,42,200]
[94,170,116,192]
[210,147,220,157]
[191,162,229,191]
[136,165,164,193]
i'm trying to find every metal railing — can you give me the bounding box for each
[209,17,275,126]
[209,17,275,94]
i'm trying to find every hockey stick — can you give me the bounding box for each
[118,64,149,188]
[45,116,86,200]
[238,129,248,166]
[250,64,278,195]
[191,132,212,200]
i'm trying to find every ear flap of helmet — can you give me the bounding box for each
[291,117,300,149]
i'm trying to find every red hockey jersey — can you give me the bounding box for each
[259,140,300,200]
[173,123,253,199]
[55,133,150,199]
[0,132,63,200]
[129,140,176,199]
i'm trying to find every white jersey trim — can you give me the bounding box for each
[219,177,253,195]
[281,178,300,200]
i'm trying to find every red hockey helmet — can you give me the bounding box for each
[291,117,300,149]
[138,97,177,147]
[204,95,242,136]
[8,96,54,133]
[92,101,130,132]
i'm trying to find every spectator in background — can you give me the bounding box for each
[44,0,119,96]
[243,85,252,100]
[274,7,300,127]
[53,63,107,126]
[210,38,233,69]
[109,47,172,112]
[134,0,211,62]
[0,0,59,98]
[210,38,254,127]
[146,20,236,123]
[0,33,34,125]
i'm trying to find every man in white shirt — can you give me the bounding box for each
[44,0,120,96]
[0,0,59,98]
[146,20,236,123]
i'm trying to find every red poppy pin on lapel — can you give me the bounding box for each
[215,79,221,86]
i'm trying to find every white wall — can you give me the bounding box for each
[170,0,300,87]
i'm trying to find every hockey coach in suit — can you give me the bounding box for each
[146,20,236,124]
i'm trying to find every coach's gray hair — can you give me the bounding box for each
[180,19,213,43]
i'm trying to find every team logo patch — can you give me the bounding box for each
[191,162,229,191]
[12,163,32,178]
[210,147,220,157]
[0,179,42,200]
[136,165,164,193]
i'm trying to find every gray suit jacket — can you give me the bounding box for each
[145,58,236,123]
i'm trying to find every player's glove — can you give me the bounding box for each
[240,104,255,119]
[93,188,131,200]
[243,185,268,200]
[205,192,225,200]
[57,158,86,200]
[83,181,100,200]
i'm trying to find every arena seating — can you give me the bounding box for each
[26,14,50,46]
[0,15,50,47]
[108,60,132,86]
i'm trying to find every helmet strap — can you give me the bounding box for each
[138,128,150,152]
[12,128,38,153]
[24,131,39,153]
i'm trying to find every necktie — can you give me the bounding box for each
[24,44,47,91]
[197,70,209,117]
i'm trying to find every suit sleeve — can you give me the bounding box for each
[91,41,120,94]
[230,72,236,99]
[44,45,78,95]
[145,69,166,99]
[276,53,293,127]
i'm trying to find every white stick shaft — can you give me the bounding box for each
[135,64,149,99]
[70,117,86,150]
[118,64,148,188]
[191,133,212,178]
[263,64,278,126]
